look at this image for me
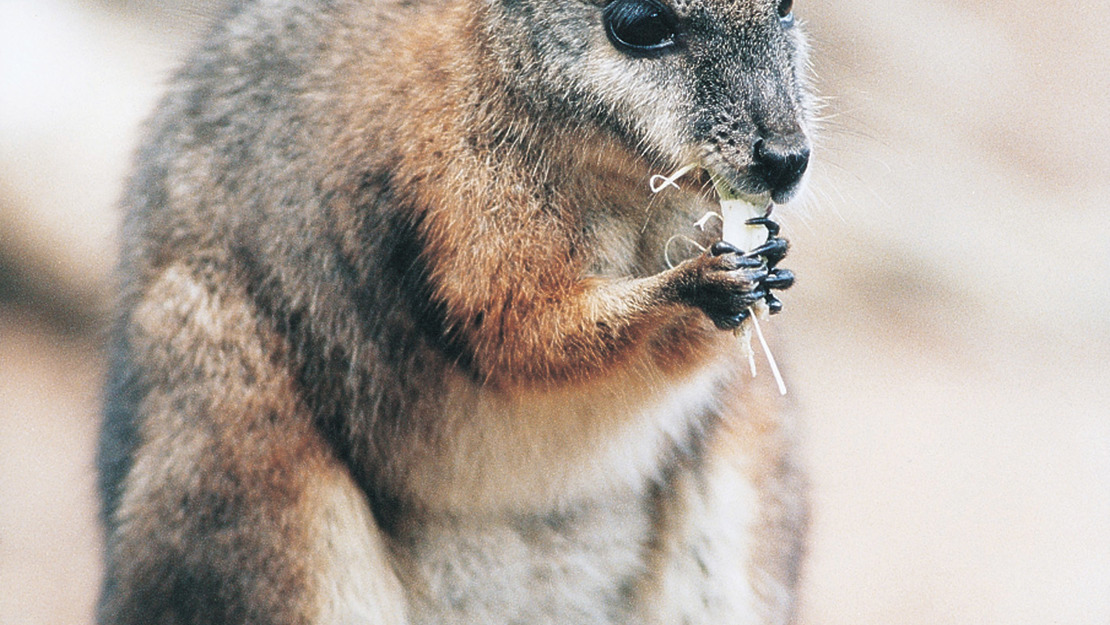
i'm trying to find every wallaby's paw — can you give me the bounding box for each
[674,227,794,329]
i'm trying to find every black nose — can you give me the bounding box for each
[751,136,810,200]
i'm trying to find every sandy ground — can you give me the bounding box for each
[1,0,1107,623]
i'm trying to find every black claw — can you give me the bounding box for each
[764,293,783,314]
[745,216,780,237]
[713,308,750,330]
[763,268,794,290]
[711,240,743,256]
[747,238,788,261]
[733,256,764,269]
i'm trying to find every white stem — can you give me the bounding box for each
[750,314,787,395]
[693,211,722,231]
[649,164,697,193]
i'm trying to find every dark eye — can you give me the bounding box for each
[776,0,795,24]
[603,0,679,55]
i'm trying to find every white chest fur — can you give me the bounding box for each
[396,355,734,514]
[396,495,653,625]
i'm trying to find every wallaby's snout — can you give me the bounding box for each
[752,132,809,202]
[696,113,811,202]
[674,6,812,203]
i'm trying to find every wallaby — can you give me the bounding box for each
[97,0,814,621]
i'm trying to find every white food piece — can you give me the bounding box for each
[712,175,771,254]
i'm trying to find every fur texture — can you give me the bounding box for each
[98,0,813,622]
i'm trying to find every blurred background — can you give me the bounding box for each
[1,0,1107,623]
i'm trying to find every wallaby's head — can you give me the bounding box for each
[481,0,812,202]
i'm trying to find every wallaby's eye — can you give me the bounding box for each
[604,0,679,55]
[776,0,795,24]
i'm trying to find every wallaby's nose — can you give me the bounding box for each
[751,136,809,200]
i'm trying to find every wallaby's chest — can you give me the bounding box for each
[393,499,653,625]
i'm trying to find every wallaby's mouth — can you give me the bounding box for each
[650,163,771,210]
[709,171,773,209]
[703,157,794,205]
